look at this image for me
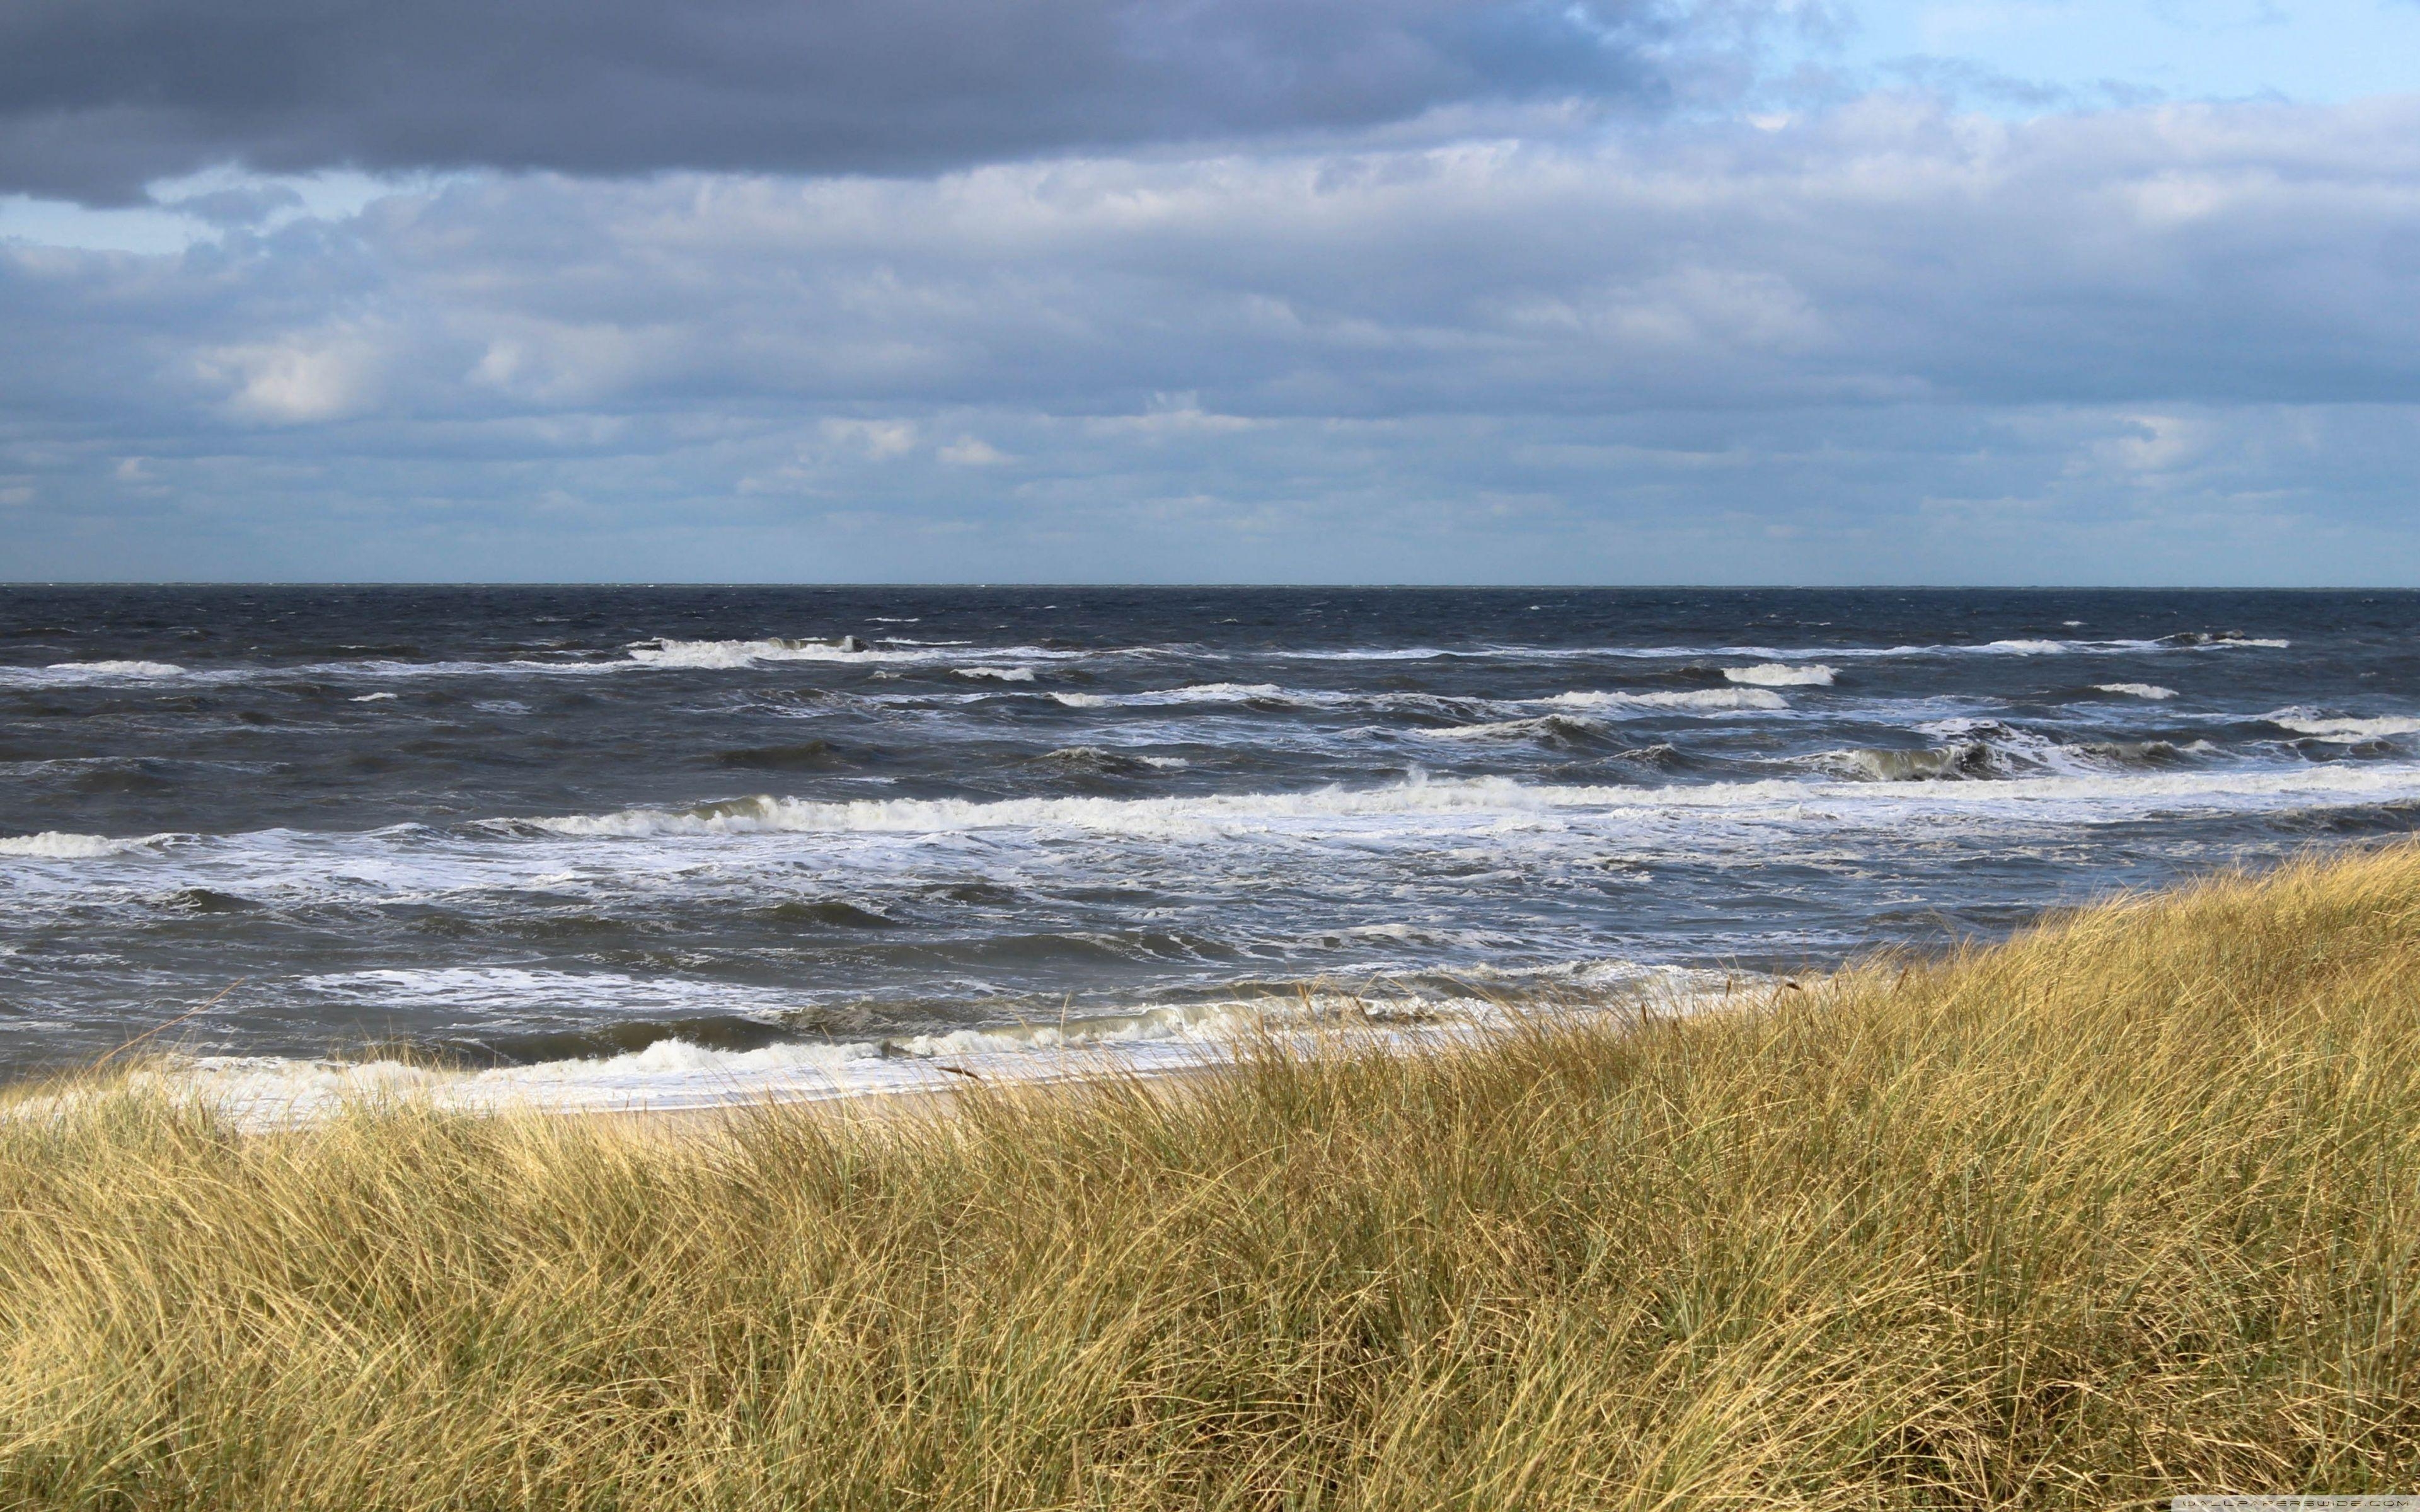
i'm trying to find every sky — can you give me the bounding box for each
[1,0,2417,585]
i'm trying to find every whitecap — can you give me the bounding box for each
[2269,712,2420,742]
[1544,688,1787,713]
[110,970,1727,1127]
[0,831,149,858]
[955,667,1037,682]
[625,636,1080,672]
[510,761,2420,851]
[1047,682,1344,710]
[0,658,194,685]
[2096,684,2177,701]
[350,691,400,702]
[625,637,873,669]
[297,966,810,1019]
[1429,715,1602,742]
[1724,663,1836,687]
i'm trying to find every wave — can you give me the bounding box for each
[1030,746,1172,776]
[510,761,2420,847]
[2097,684,2177,701]
[0,629,2298,692]
[625,637,1093,672]
[2162,631,2291,649]
[2269,711,2420,742]
[55,659,187,677]
[1262,634,2290,665]
[298,966,811,1020]
[1826,744,1995,782]
[0,831,156,858]
[124,970,1720,1125]
[1826,719,2219,783]
[1544,688,1788,713]
[955,667,1036,682]
[626,636,880,669]
[513,779,1639,841]
[1725,663,1835,687]
[1427,714,1605,745]
[0,660,192,687]
[1047,682,1347,711]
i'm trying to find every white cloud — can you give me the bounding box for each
[195,333,386,424]
[2,92,2419,579]
[938,436,1008,466]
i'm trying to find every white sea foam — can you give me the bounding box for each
[1165,682,1322,704]
[1265,634,2284,663]
[512,761,2420,849]
[0,832,147,858]
[1046,682,1344,710]
[0,629,2295,692]
[1428,716,1601,742]
[2097,684,2177,700]
[350,691,400,702]
[955,667,1036,682]
[626,637,877,669]
[64,659,186,677]
[1544,688,1788,713]
[626,636,1082,672]
[115,970,1727,1126]
[0,659,195,686]
[519,777,1633,842]
[1725,663,1836,687]
[2269,712,2420,742]
[296,966,810,1021]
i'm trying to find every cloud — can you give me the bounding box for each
[3,93,2419,581]
[197,329,387,423]
[0,0,1690,203]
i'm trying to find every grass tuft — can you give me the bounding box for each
[6,845,2420,1507]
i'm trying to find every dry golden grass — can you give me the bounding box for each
[6,844,2420,1508]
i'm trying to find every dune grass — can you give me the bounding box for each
[5,846,2420,1508]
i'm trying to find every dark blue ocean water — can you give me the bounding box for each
[4,585,2418,1089]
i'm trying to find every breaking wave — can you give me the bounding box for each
[2097,684,2177,701]
[2270,712,2420,742]
[1725,663,1835,687]
[1545,688,1788,713]
[0,660,193,687]
[625,637,1081,672]
[124,968,1725,1126]
[509,762,2420,845]
[1427,715,1605,745]
[0,831,153,858]
[1827,744,1997,782]
[1046,682,1347,710]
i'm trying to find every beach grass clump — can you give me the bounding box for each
[4,844,2420,1508]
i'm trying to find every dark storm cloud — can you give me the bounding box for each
[0,0,1668,202]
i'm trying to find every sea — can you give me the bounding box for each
[4,585,2417,1113]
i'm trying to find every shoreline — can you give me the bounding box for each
[10,970,1743,1131]
[5,844,2416,1504]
